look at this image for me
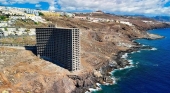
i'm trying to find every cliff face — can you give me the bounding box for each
[0,14,170,93]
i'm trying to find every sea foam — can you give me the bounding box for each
[86,51,136,93]
[85,83,102,93]
[121,53,128,58]
[137,50,141,53]
[151,48,157,50]
[142,44,148,46]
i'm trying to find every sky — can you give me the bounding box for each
[0,0,170,16]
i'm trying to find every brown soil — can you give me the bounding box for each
[0,13,170,93]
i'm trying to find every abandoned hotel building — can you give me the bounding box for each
[36,27,80,71]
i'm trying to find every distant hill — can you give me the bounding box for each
[109,14,146,18]
[112,14,170,22]
[124,14,146,17]
[152,16,170,22]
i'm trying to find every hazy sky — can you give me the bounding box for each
[0,0,170,16]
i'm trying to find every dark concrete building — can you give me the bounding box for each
[36,27,80,71]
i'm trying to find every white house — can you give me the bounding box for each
[0,22,8,27]
[29,29,36,35]
[119,21,133,26]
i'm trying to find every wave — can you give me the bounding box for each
[86,51,137,93]
[111,77,117,84]
[151,48,157,50]
[141,47,157,51]
[142,44,149,47]
[137,50,141,53]
[136,62,139,65]
[112,59,135,73]
[128,60,133,65]
[131,51,135,54]
[85,83,102,93]
[121,53,128,59]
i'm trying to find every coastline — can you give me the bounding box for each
[85,30,165,93]
[1,11,170,93]
[84,42,142,93]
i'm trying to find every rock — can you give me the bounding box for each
[48,77,76,93]
[76,80,84,87]
[147,33,164,40]
[93,70,102,77]
[83,79,93,87]
[0,59,4,62]
[2,90,9,93]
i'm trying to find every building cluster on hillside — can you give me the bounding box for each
[119,21,133,26]
[0,6,137,39]
[73,14,135,26]
[73,11,135,25]
[0,6,46,24]
[41,11,75,18]
[142,20,157,24]
[74,16,115,23]
[0,6,76,26]
[0,6,39,16]
[0,6,78,38]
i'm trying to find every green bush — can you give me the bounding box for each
[0,16,6,21]
[39,12,44,16]
[34,22,38,25]
[4,27,7,31]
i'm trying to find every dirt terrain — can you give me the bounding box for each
[0,13,170,93]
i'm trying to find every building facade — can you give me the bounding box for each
[36,27,80,71]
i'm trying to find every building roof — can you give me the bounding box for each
[36,27,79,30]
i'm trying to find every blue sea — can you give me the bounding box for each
[92,28,170,93]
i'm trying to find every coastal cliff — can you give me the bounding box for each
[0,13,170,93]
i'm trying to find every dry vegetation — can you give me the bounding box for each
[0,36,36,45]
[13,19,48,28]
[0,13,169,92]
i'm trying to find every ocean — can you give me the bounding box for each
[92,28,170,93]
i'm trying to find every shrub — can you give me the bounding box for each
[39,12,44,16]
[4,27,7,31]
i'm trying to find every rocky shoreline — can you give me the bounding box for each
[40,14,170,93]
[73,30,165,93]
[1,13,170,93]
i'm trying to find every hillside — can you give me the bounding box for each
[152,16,170,22]
[13,19,48,28]
[0,13,170,93]
[43,13,169,69]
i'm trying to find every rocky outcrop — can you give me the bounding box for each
[47,77,76,93]
[146,33,164,40]
[68,73,101,93]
